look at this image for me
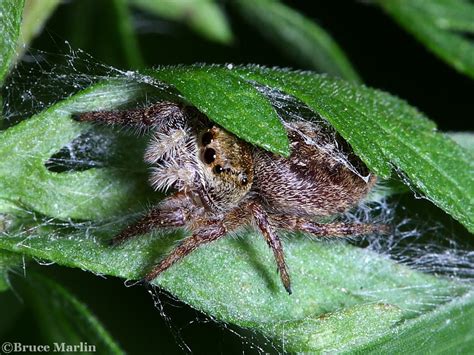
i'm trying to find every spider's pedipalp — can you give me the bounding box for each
[144,128,190,164]
[147,131,199,192]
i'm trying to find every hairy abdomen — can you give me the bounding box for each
[252,121,375,217]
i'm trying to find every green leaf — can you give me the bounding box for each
[355,289,474,353]
[234,0,361,83]
[449,132,474,155]
[0,79,154,220]
[270,303,403,352]
[0,219,468,352]
[0,213,22,292]
[15,272,124,354]
[0,0,24,83]
[146,66,291,156]
[232,66,474,233]
[378,0,474,79]
[129,0,233,44]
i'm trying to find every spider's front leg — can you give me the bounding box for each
[110,192,198,246]
[74,101,187,132]
[145,201,294,294]
[144,203,252,282]
[144,222,227,282]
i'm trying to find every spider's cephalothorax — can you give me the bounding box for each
[77,102,386,294]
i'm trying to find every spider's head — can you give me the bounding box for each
[145,122,254,212]
[197,126,254,210]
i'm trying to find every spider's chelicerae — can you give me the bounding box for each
[77,102,387,294]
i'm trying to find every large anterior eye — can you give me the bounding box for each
[204,148,216,164]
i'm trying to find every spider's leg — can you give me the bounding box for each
[273,215,390,237]
[144,223,226,281]
[74,102,186,131]
[144,201,253,282]
[110,192,195,246]
[251,203,292,295]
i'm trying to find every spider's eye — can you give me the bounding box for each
[201,132,213,146]
[241,176,248,185]
[204,148,217,164]
[213,165,223,174]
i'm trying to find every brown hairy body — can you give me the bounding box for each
[77,102,385,294]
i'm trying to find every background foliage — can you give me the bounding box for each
[1,0,473,353]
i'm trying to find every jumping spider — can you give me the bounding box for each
[77,102,387,294]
